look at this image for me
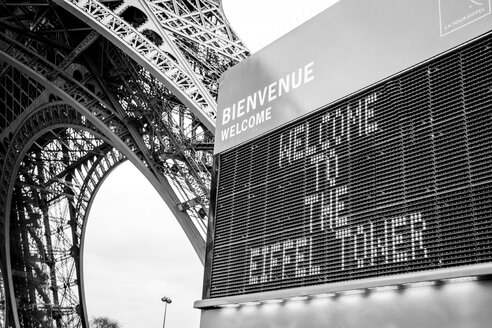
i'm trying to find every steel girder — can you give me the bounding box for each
[0,99,124,328]
[0,30,210,256]
[0,1,249,327]
[56,0,248,132]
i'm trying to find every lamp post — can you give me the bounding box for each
[161,296,172,328]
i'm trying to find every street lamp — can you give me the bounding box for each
[161,296,172,328]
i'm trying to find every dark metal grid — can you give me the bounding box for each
[210,33,492,298]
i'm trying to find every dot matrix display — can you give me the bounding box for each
[209,34,492,298]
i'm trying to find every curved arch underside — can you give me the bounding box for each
[4,105,123,328]
[0,1,249,327]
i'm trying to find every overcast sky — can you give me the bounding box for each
[83,1,339,327]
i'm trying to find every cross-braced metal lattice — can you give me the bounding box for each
[0,0,248,327]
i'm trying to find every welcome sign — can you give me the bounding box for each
[219,62,314,144]
[214,0,492,154]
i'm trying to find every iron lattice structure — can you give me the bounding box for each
[0,0,248,327]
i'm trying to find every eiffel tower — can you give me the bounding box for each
[0,0,248,327]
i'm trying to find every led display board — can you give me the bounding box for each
[202,0,492,306]
[208,33,492,297]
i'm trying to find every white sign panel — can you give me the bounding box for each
[214,0,492,154]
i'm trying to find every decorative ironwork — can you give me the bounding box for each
[0,0,249,327]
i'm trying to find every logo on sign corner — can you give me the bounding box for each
[439,0,491,36]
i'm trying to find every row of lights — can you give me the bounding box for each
[218,276,478,308]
